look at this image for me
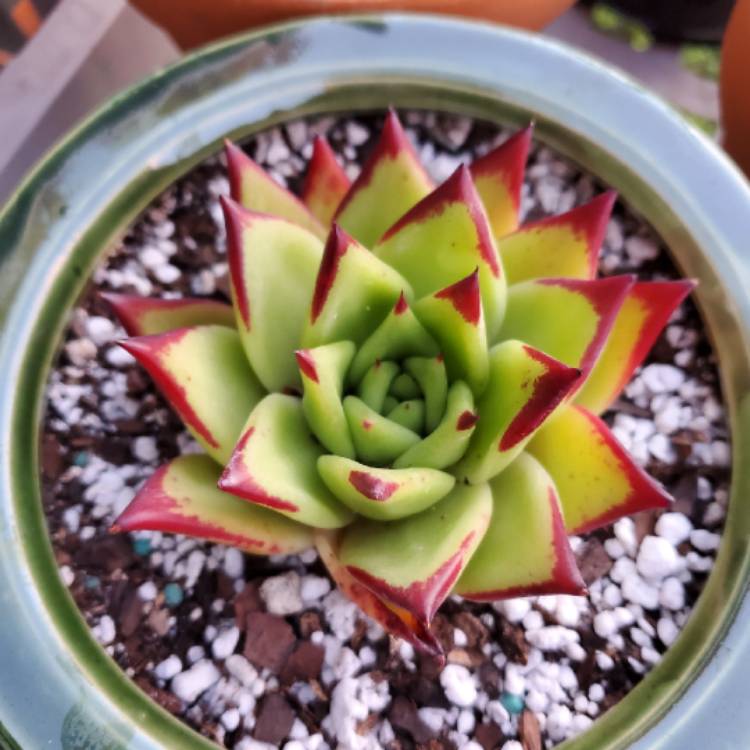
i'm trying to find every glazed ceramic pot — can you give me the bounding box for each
[1,14,749,750]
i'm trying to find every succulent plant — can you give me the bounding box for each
[106,111,695,657]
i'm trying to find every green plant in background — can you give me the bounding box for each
[590,3,654,51]
[106,111,694,656]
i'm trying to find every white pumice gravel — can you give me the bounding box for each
[42,112,730,750]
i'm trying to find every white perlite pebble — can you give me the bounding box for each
[85,316,116,345]
[440,664,477,707]
[323,590,359,641]
[657,617,680,647]
[59,565,75,587]
[655,512,693,546]
[593,611,618,639]
[221,708,241,731]
[260,571,304,615]
[621,575,660,610]
[641,363,685,394]
[501,743,523,750]
[154,263,182,284]
[132,436,158,463]
[154,655,182,681]
[138,581,157,601]
[223,548,244,579]
[65,338,97,366]
[659,577,686,610]
[636,536,680,581]
[211,625,240,660]
[496,598,530,623]
[690,529,721,552]
[171,659,220,703]
[614,518,638,556]
[300,575,332,602]
[93,615,116,645]
[625,235,659,264]
[225,654,257,686]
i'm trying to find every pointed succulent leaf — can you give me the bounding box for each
[456,453,585,599]
[374,165,507,338]
[576,280,696,413]
[119,326,264,464]
[454,341,581,484]
[405,356,448,433]
[225,139,325,238]
[296,342,356,458]
[383,396,399,413]
[348,293,438,385]
[499,192,617,284]
[387,399,425,433]
[318,456,455,521]
[219,394,353,528]
[302,225,411,349]
[389,373,421,401]
[112,455,312,554]
[222,197,323,392]
[470,125,532,239]
[339,482,492,626]
[496,275,634,379]
[102,293,234,336]
[528,404,672,534]
[358,360,400,412]
[315,530,443,657]
[343,396,421,466]
[394,381,477,470]
[301,136,351,226]
[334,110,433,247]
[413,269,489,395]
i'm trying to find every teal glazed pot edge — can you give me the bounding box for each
[2,14,750,750]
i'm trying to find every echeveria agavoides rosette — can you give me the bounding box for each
[107,111,695,658]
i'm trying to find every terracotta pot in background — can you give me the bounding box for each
[721,0,750,178]
[131,0,576,49]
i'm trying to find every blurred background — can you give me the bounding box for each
[0,0,746,204]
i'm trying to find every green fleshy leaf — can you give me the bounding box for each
[222,198,323,392]
[527,404,671,534]
[334,110,433,247]
[315,530,443,656]
[219,394,353,529]
[348,293,438,385]
[358,360,400,412]
[453,340,581,484]
[297,342,356,458]
[343,396,421,466]
[394,381,476,470]
[113,455,313,555]
[102,293,235,337]
[495,276,634,378]
[404,356,448,433]
[374,165,507,338]
[390,372,421,401]
[455,453,585,599]
[317,455,455,520]
[338,482,492,625]
[119,326,265,465]
[302,225,411,349]
[383,395,399,414]
[387,399,425,433]
[413,269,489,395]
[225,140,325,238]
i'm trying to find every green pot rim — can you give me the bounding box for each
[1,13,750,750]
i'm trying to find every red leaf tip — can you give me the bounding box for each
[435,269,482,325]
[311,224,355,322]
[394,291,409,315]
[295,349,319,383]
